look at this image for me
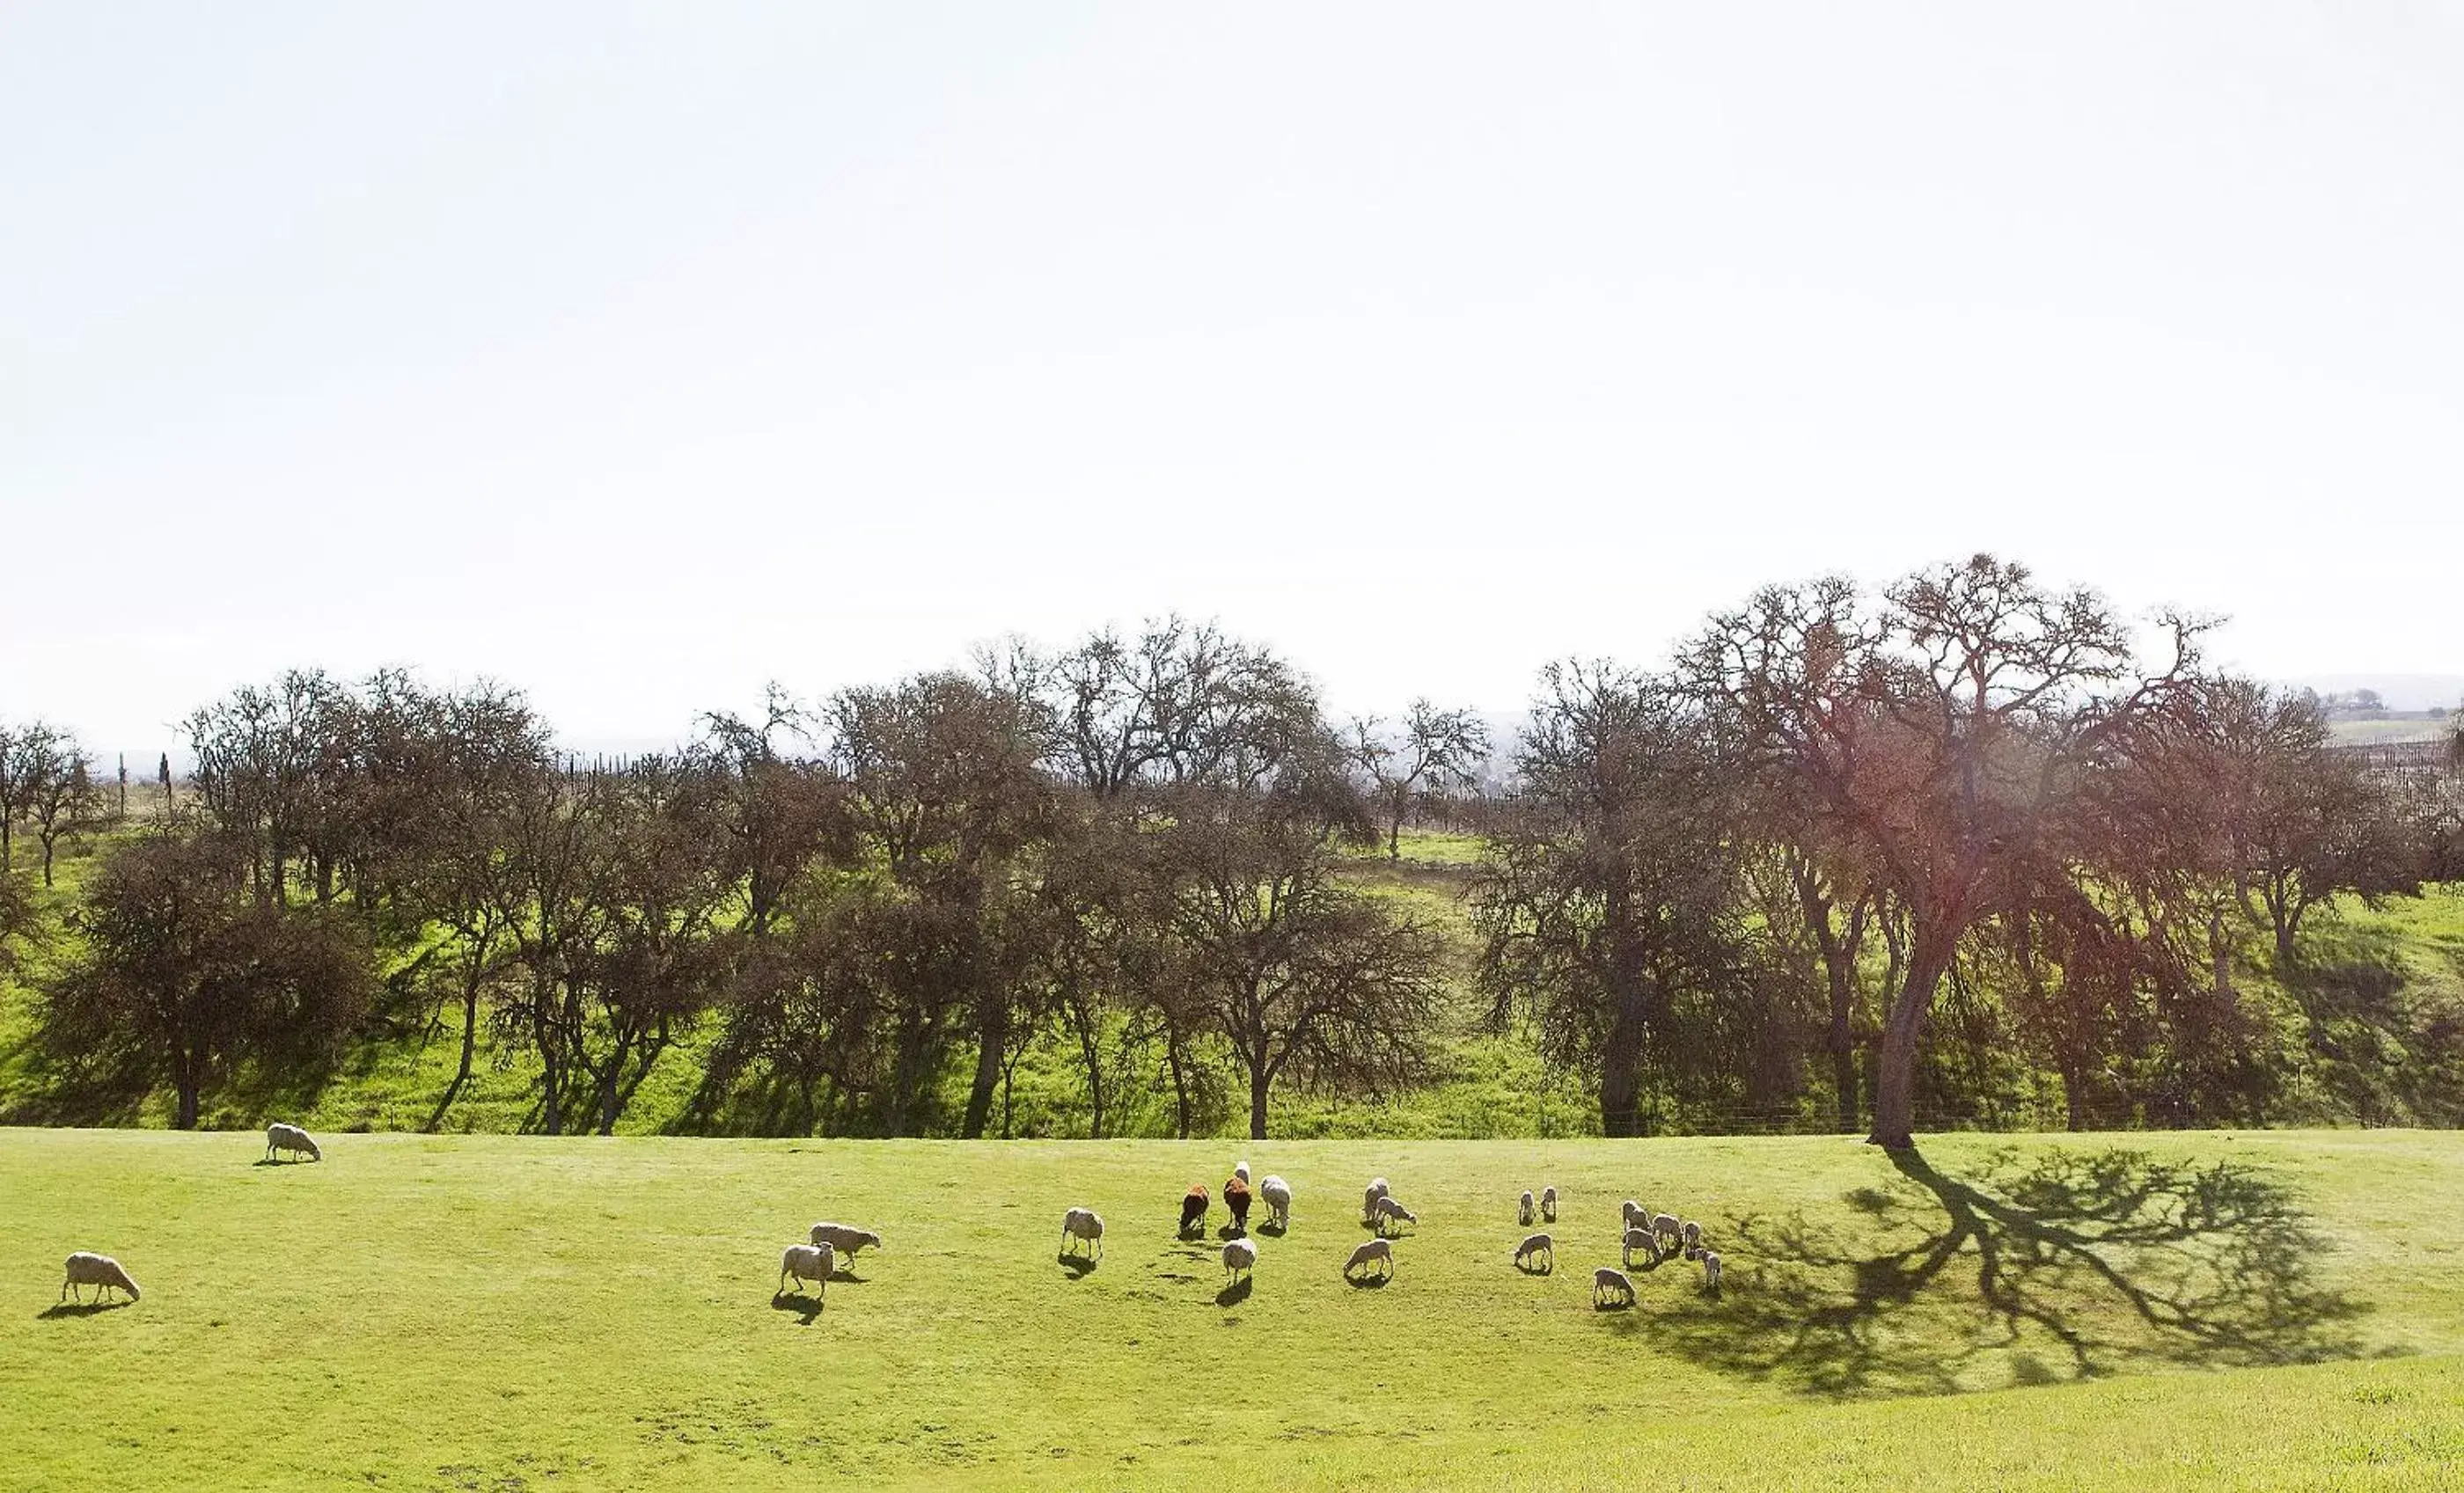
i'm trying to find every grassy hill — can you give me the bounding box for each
[6,1128,2461,1489]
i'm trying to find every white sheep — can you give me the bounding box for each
[1221,1236,1258,1283]
[1622,1226,1659,1270]
[1372,1196,1419,1234]
[808,1222,881,1260]
[1060,1206,1105,1260]
[1622,1199,1647,1231]
[1514,1232,1553,1272]
[1680,1220,1704,1259]
[1539,1185,1558,1224]
[1592,1266,1636,1307]
[60,1252,140,1305]
[1259,1175,1293,1229]
[1233,1160,1251,1185]
[264,1122,321,1163]
[778,1241,833,1298]
[1361,1179,1392,1226]
[1700,1250,1723,1292]
[1517,1189,1536,1226]
[1344,1238,1394,1281]
[1651,1211,1682,1248]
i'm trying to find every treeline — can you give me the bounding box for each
[4,556,2460,1145]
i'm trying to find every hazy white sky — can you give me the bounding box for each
[5,2,2460,753]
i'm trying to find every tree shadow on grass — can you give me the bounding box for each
[1638,1145,2370,1398]
[39,1299,136,1320]
[769,1291,824,1324]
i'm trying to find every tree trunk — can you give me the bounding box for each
[1598,883,1646,1138]
[961,1001,1005,1140]
[2061,1060,2086,1131]
[1248,1064,1272,1140]
[2,816,11,871]
[172,1046,202,1130]
[1868,925,1955,1150]
[1073,1000,1105,1139]
[1166,1037,1192,1140]
[426,964,485,1132]
[40,836,56,887]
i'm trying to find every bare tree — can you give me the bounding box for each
[0,721,57,873]
[1684,556,2202,1149]
[1349,699,1491,859]
[26,734,105,886]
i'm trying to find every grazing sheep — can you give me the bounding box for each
[264,1122,321,1163]
[1622,1226,1659,1270]
[1259,1175,1293,1229]
[1361,1183,1387,1226]
[1223,1175,1253,1234]
[1700,1250,1723,1292]
[1221,1236,1258,1283]
[1181,1185,1211,1235]
[1233,1160,1250,1185]
[1651,1212,1682,1249]
[60,1252,140,1305]
[1680,1220,1704,1259]
[1622,1199,1647,1232]
[1592,1266,1637,1307]
[1060,1207,1105,1260]
[778,1241,834,1298]
[1539,1185,1558,1224]
[1514,1232,1554,1272]
[1372,1196,1419,1234]
[1344,1238,1394,1281]
[807,1223,881,1260]
[1517,1189,1536,1226]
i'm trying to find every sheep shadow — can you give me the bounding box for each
[768,1292,825,1325]
[1214,1276,1255,1307]
[1590,1295,1635,1313]
[1214,1223,1250,1241]
[250,1157,313,1167]
[1514,1256,1553,1277]
[1255,1219,1288,1239]
[1055,1252,1099,1278]
[1631,1144,2370,1398]
[39,1299,136,1320]
[1344,1270,1393,1291]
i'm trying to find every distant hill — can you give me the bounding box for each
[2286,674,2464,713]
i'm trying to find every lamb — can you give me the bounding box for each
[1592,1266,1636,1307]
[1517,1189,1535,1227]
[1259,1175,1293,1229]
[1223,1174,1253,1234]
[1539,1185,1558,1224]
[807,1223,881,1260]
[1372,1196,1419,1234]
[60,1252,140,1305]
[1514,1232,1553,1272]
[1060,1206,1105,1260]
[1622,1226,1659,1270]
[264,1122,321,1163]
[1622,1199,1647,1232]
[1221,1236,1258,1283]
[1651,1211,1682,1249]
[1344,1238,1394,1281]
[778,1241,834,1298]
[1233,1160,1250,1184]
[1680,1220,1704,1259]
[1180,1185,1211,1235]
[1700,1250,1723,1293]
[1361,1179,1391,1226]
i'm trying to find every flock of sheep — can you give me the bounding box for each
[56,1124,1726,1319]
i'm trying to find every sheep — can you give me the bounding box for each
[1221,1236,1258,1283]
[264,1122,321,1164]
[1517,1189,1536,1227]
[778,1241,834,1298]
[1651,1211,1682,1249]
[1060,1206,1105,1260]
[1622,1226,1659,1270]
[1539,1185,1558,1224]
[1223,1174,1253,1234]
[1259,1175,1293,1229]
[1700,1250,1723,1293]
[60,1252,140,1305]
[1180,1185,1211,1235]
[1622,1199,1648,1232]
[1344,1238,1394,1281]
[1680,1220,1704,1259]
[1361,1182,1389,1226]
[1514,1232,1554,1272]
[1233,1160,1251,1185]
[807,1223,881,1260]
[1592,1266,1637,1308]
[1372,1196,1419,1235]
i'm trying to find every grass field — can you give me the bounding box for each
[6,1129,2463,1490]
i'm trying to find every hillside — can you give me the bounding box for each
[6,1129,2460,1489]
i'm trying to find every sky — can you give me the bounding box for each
[4,2,2460,757]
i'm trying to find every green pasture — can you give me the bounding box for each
[4,1129,2461,1489]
